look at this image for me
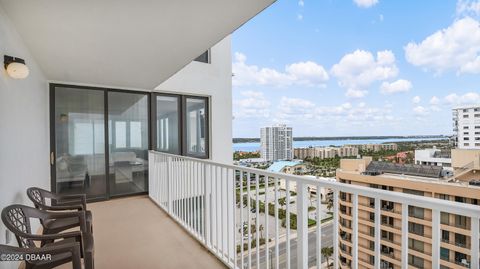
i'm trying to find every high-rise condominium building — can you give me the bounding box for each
[453,105,480,149]
[260,124,293,161]
[336,149,480,269]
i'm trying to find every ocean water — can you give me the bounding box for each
[233,137,446,152]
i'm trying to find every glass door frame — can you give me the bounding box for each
[49,83,152,202]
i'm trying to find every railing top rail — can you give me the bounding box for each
[149,150,480,218]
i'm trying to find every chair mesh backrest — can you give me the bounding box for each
[5,207,35,248]
[28,188,46,208]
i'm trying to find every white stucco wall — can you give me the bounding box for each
[0,5,50,268]
[155,36,233,164]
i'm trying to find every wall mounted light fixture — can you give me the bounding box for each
[4,55,30,79]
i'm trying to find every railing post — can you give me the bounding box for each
[296,181,308,269]
[167,156,172,214]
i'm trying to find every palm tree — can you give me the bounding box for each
[326,195,334,212]
[321,247,334,268]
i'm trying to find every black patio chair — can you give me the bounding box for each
[26,187,93,234]
[1,204,94,269]
[0,242,82,269]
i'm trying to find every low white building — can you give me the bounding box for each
[415,148,452,169]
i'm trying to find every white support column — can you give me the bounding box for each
[401,203,408,269]
[333,190,339,269]
[352,194,358,269]
[471,217,479,269]
[374,198,381,269]
[431,209,440,269]
[296,181,308,269]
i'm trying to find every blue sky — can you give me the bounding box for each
[231,0,480,138]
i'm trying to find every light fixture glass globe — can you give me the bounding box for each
[6,62,30,79]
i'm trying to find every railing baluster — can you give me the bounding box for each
[274,177,279,269]
[240,170,244,269]
[333,189,339,269]
[247,172,252,269]
[255,173,260,269]
[351,193,358,269]
[296,181,308,269]
[374,197,381,269]
[204,163,209,246]
[210,164,214,249]
[316,184,321,269]
[215,165,220,253]
[471,216,479,269]
[221,167,225,259]
[432,209,440,269]
[265,175,269,269]
[232,169,237,268]
[286,179,291,269]
[401,203,408,269]
[187,160,192,230]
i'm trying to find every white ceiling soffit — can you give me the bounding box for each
[0,0,275,89]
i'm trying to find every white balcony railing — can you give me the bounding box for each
[148,151,480,269]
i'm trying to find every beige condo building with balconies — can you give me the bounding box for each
[336,149,480,269]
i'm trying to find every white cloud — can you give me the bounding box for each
[297,14,304,20]
[233,52,329,87]
[379,14,384,21]
[298,0,304,7]
[430,96,440,105]
[413,105,429,116]
[353,0,379,8]
[457,0,480,16]
[331,49,399,98]
[444,92,480,105]
[412,96,421,104]
[272,97,397,126]
[380,79,412,94]
[346,89,368,98]
[405,17,480,74]
[233,91,270,118]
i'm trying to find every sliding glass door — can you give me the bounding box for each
[108,91,149,196]
[51,85,149,200]
[52,86,107,200]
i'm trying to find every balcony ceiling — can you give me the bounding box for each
[0,0,275,89]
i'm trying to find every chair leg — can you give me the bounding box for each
[84,252,94,269]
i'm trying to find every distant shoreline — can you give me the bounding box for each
[233,135,448,143]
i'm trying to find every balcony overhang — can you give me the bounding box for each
[0,0,275,89]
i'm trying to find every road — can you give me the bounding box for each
[240,222,333,269]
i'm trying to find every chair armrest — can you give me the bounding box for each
[41,204,84,211]
[39,211,88,233]
[24,231,82,241]
[55,194,87,209]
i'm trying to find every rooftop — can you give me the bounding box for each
[365,161,443,178]
[266,160,302,172]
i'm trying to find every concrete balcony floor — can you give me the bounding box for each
[59,196,226,269]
